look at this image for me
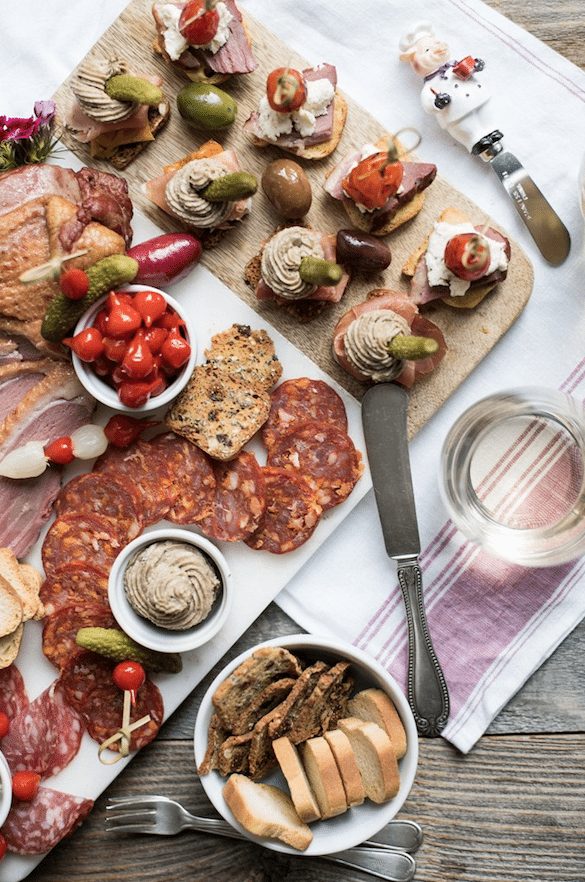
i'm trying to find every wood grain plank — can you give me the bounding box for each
[492,1,585,69]
[28,735,585,882]
[52,0,534,438]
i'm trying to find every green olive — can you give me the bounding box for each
[177,83,237,131]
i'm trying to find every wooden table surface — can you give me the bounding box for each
[31,3,585,881]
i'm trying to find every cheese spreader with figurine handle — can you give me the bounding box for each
[361,381,450,737]
[399,21,571,266]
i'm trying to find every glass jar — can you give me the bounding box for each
[440,388,585,566]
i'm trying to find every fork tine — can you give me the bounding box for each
[105,822,157,835]
[106,802,158,813]
[107,796,165,806]
[106,811,156,824]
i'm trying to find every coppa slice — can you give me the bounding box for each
[55,472,142,540]
[81,676,163,752]
[41,514,127,579]
[93,434,179,525]
[1,683,84,778]
[199,451,266,542]
[160,434,216,525]
[0,664,27,719]
[42,603,116,670]
[267,422,363,511]
[245,468,322,554]
[1,785,93,855]
[39,563,110,616]
[262,378,348,449]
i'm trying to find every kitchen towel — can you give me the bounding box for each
[4,0,585,753]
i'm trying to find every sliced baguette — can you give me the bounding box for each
[347,689,408,760]
[0,548,40,621]
[300,737,347,819]
[0,576,22,638]
[338,717,400,804]
[18,562,44,621]
[223,773,313,851]
[273,737,321,823]
[324,729,365,807]
[0,622,24,669]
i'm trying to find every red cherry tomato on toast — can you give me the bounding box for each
[342,151,404,211]
[179,0,219,46]
[266,67,306,112]
[12,771,41,802]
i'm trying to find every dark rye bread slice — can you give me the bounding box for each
[211,647,302,731]
[276,661,353,744]
[248,662,329,780]
[165,363,271,461]
[106,102,171,171]
[218,732,254,777]
[197,713,227,775]
[232,677,297,736]
[205,324,283,391]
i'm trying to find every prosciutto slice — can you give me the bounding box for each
[333,290,446,388]
[409,226,511,305]
[255,233,350,305]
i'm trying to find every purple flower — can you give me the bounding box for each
[34,100,56,126]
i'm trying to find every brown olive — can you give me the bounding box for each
[336,229,392,271]
[261,159,312,219]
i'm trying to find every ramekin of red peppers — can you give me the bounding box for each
[64,285,196,411]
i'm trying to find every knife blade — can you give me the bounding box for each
[362,382,450,737]
[479,142,571,266]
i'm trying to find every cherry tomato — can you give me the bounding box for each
[122,329,154,380]
[444,232,491,281]
[266,67,306,112]
[113,661,146,704]
[107,304,142,339]
[179,0,219,45]
[63,327,104,363]
[143,326,168,355]
[117,376,166,409]
[0,833,6,861]
[59,268,89,300]
[161,331,191,371]
[0,711,9,738]
[342,152,404,211]
[132,290,167,328]
[104,415,159,448]
[94,308,110,336]
[12,771,41,802]
[44,436,74,465]
[107,291,134,311]
[103,336,128,363]
[155,309,186,333]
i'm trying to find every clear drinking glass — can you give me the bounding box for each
[440,388,585,566]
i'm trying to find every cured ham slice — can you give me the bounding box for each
[333,290,446,388]
[0,165,80,217]
[1,683,84,778]
[409,226,511,305]
[2,785,93,855]
[203,0,257,74]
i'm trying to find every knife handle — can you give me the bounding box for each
[397,561,450,737]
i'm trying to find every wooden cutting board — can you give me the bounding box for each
[53,0,534,437]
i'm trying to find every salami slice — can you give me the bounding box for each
[42,603,116,671]
[93,433,180,525]
[245,468,322,554]
[262,378,348,449]
[199,451,266,542]
[2,683,84,778]
[2,785,93,855]
[60,652,115,714]
[55,473,142,540]
[267,422,364,511]
[0,664,27,720]
[40,564,110,616]
[42,513,126,579]
[82,677,164,752]
[163,435,216,525]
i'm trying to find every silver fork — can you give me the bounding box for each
[106,796,418,882]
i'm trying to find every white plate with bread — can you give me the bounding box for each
[194,634,418,856]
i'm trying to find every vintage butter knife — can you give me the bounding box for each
[362,382,450,737]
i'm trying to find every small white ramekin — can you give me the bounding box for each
[108,528,232,654]
[71,284,197,414]
[0,750,12,827]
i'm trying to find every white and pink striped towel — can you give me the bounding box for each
[261,0,585,752]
